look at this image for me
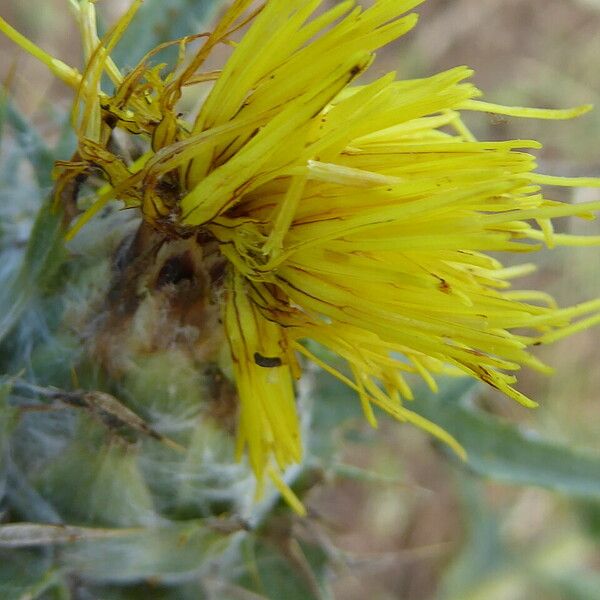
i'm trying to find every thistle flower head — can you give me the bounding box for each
[3,0,600,511]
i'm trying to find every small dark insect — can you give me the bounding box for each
[253,353,282,368]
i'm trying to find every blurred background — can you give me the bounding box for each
[2,1,600,598]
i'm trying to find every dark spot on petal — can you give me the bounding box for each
[104,113,118,129]
[439,279,451,294]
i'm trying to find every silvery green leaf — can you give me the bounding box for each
[35,421,161,528]
[59,521,233,584]
[109,0,222,69]
[0,550,60,600]
[412,378,600,498]
[0,202,66,344]
[3,462,63,524]
[2,99,54,191]
[233,536,331,600]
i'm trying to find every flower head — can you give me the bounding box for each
[3,0,600,509]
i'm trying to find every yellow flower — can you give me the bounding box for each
[4,0,600,512]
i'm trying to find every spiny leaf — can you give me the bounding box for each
[36,426,160,528]
[314,369,600,498]
[3,461,63,524]
[2,97,55,190]
[0,523,139,548]
[58,521,232,582]
[0,550,61,600]
[235,534,331,600]
[0,201,66,344]
[413,378,600,498]
[14,381,185,452]
[0,100,75,346]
